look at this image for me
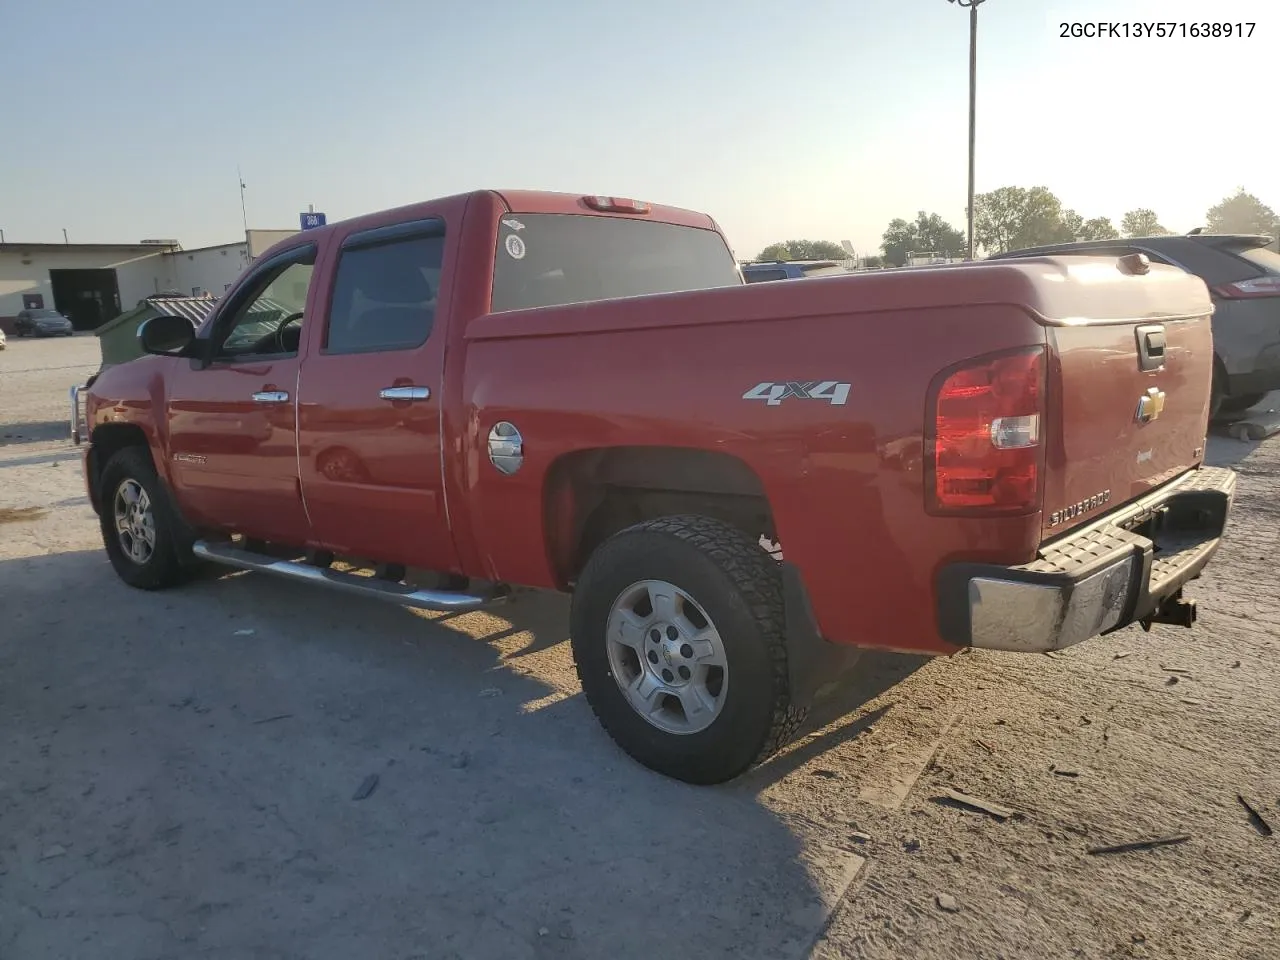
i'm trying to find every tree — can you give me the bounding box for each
[1121,208,1168,237]
[974,186,1075,253]
[754,240,848,262]
[879,211,965,266]
[880,219,916,267]
[1060,209,1084,241]
[1205,189,1278,235]
[1080,217,1119,241]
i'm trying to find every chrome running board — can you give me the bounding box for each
[192,540,495,612]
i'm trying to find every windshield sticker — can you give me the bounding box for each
[502,218,525,232]
[505,234,527,260]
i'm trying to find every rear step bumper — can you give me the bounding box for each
[936,466,1237,653]
[191,540,498,612]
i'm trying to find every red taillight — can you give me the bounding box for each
[929,347,1046,514]
[582,195,651,214]
[1212,277,1280,299]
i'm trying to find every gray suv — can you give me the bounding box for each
[990,234,1280,417]
[14,308,75,338]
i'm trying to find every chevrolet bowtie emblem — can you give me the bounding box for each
[1136,386,1166,423]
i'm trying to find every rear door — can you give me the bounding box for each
[296,217,457,571]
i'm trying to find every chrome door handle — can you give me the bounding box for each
[252,391,290,403]
[379,385,431,401]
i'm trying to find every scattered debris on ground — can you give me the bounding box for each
[1237,795,1274,838]
[935,788,1017,821]
[1086,834,1192,856]
[351,774,380,801]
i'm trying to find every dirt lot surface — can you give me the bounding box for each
[3,335,1278,959]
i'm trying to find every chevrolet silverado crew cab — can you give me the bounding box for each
[81,190,1236,784]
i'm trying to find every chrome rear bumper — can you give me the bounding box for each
[937,466,1237,653]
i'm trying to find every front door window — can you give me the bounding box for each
[216,257,315,358]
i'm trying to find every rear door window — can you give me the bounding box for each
[324,222,444,354]
[491,214,741,312]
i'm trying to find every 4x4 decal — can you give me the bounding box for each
[743,381,851,406]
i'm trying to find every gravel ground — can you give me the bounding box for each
[2,336,1278,959]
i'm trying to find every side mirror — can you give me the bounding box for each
[138,314,195,356]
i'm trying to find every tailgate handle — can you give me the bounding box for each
[1136,324,1166,372]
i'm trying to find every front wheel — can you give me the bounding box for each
[98,447,193,589]
[570,515,806,784]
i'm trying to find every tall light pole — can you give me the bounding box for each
[948,0,985,260]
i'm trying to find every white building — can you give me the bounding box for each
[0,229,297,332]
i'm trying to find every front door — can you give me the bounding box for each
[166,244,318,544]
[296,217,457,572]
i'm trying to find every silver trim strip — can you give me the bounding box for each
[192,540,494,612]
[294,365,312,529]
[252,390,290,403]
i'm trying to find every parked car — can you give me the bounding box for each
[79,190,1235,784]
[990,233,1280,417]
[741,259,849,282]
[15,308,74,337]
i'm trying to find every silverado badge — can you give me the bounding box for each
[1048,489,1112,528]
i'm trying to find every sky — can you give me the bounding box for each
[1,0,1276,260]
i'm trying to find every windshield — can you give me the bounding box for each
[29,309,63,319]
[490,214,741,313]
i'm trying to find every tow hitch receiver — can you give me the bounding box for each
[1140,590,1197,631]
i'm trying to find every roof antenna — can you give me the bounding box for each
[238,165,249,234]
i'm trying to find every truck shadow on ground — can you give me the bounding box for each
[0,548,912,960]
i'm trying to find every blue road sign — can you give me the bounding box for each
[300,212,327,230]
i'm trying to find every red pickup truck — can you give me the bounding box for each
[81,190,1236,783]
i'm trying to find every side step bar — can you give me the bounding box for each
[191,540,495,613]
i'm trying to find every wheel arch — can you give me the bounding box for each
[542,445,778,589]
[86,422,155,515]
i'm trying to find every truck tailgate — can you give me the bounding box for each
[1037,258,1214,541]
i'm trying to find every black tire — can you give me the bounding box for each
[1209,363,1227,421]
[570,515,807,784]
[1219,392,1266,415]
[98,446,193,590]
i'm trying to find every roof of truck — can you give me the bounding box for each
[269,191,719,255]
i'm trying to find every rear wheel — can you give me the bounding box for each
[98,447,192,590]
[570,515,806,784]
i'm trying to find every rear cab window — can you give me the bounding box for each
[490,214,741,313]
